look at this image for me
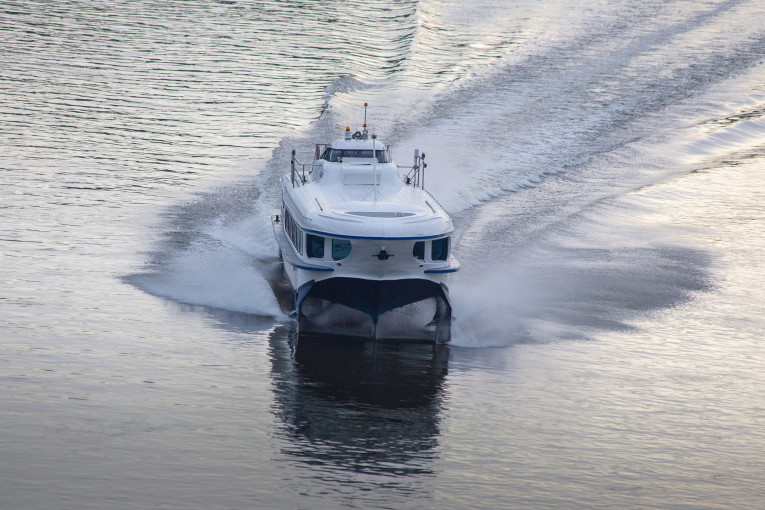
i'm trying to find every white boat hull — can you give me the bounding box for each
[273,217,455,341]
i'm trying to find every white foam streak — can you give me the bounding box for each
[135,249,284,318]
[206,213,278,262]
[449,271,535,348]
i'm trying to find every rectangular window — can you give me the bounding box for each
[413,241,425,261]
[328,149,389,163]
[306,234,324,259]
[431,237,448,261]
[283,208,303,255]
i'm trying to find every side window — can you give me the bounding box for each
[332,239,352,260]
[306,234,324,259]
[283,208,303,255]
[321,148,331,161]
[431,237,448,261]
[413,241,425,261]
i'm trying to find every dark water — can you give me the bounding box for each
[2,1,765,508]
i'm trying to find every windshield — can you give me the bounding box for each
[322,148,388,163]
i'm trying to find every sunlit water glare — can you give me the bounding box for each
[2,1,765,508]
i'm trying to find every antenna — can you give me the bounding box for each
[363,102,369,140]
[372,133,377,203]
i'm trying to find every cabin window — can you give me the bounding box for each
[283,208,303,255]
[332,239,351,260]
[329,149,342,162]
[431,237,449,261]
[413,241,425,261]
[327,149,389,163]
[306,234,324,259]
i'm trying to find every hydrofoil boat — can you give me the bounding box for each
[272,105,459,341]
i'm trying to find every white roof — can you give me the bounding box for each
[283,138,451,239]
[330,138,386,151]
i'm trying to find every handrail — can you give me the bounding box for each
[290,150,315,186]
[403,149,426,189]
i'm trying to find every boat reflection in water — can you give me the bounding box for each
[268,327,449,500]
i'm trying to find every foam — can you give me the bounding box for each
[132,247,284,318]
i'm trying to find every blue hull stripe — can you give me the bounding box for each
[290,262,334,272]
[424,268,459,274]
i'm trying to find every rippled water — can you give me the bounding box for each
[2,1,765,508]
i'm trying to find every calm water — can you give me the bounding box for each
[2,1,765,508]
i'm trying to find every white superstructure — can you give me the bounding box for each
[273,109,459,341]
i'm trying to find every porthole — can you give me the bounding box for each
[332,238,351,260]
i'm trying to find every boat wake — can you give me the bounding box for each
[125,0,764,345]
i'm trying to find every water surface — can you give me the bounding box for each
[2,1,765,508]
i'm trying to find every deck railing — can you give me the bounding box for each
[290,150,317,186]
[401,149,426,190]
